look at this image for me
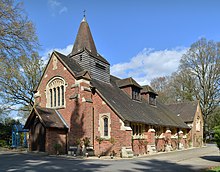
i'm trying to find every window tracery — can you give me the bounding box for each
[46,77,65,108]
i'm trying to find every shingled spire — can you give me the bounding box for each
[71,16,97,56]
[70,16,110,83]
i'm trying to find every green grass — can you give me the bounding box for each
[206,166,220,172]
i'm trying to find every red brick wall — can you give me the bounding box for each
[36,54,77,127]
[36,54,95,149]
[36,54,132,155]
[141,93,149,103]
[120,87,132,99]
[146,130,155,144]
[132,139,147,155]
[46,128,67,154]
[93,92,132,156]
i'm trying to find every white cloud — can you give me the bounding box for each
[111,47,188,85]
[41,44,72,64]
[48,0,68,15]
[41,45,187,86]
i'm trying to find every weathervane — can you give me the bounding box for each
[83,10,86,18]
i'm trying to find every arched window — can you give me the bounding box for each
[61,85,64,106]
[104,118,108,137]
[57,87,60,106]
[50,89,53,107]
[53,88,56,107]
[99,113,111,139]
[196,116,201,132]
[46,77,66,108]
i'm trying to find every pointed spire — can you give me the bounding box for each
[71,13,97,55]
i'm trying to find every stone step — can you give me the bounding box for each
[121,147,134,158]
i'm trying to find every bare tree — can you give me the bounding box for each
[0,53,43,113]
[150,76,173,103]
[180,38,220,122]
[0,0,38,59]
[0,0,42,118]
[169,70,197,102]
[150,73,196,104]
[150,76,168,93]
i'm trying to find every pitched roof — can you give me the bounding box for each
[70,18,109,65]
[54,51,91,80]
[54,51,83,73]
[141,85,158,95]
[33,51,84,92]
[167,101,198,122]
[116,77,142,88]
[91,76,189,128]
[24,106,68,129]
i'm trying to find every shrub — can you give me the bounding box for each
[83,137,90,147]
[214,125,220,150]
[53,143,61,154]
[0,140,7,147]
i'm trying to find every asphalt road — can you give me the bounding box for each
[0,144,219,172]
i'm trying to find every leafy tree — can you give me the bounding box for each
[0,117,20,147]
[179,38,220,122]
[214,125,220,150]
[207,107,220,135]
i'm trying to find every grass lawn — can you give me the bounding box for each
[206,166,220,172]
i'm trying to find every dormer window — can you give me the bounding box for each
[116,77,142,100]
[132,87,140,100]
[149,93,156,106]
[141,85,158,106]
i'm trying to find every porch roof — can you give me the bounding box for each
[24,106,68,129]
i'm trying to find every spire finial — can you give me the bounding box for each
[82,10,86,22]
[83,10,86,18]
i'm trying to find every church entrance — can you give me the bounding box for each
[31,120,46,152]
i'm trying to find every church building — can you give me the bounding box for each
[24,16,199,157]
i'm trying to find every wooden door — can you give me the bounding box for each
[31,120,46,152]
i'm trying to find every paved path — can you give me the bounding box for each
[0,144,219,172]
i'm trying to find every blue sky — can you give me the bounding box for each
[19,0,220,84]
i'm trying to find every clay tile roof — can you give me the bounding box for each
[24,106,68,129]
[54,51,83,73]
[36,107,68,128]
[141,85,158,95]
[116,77,142,88]
[167,101,198,122]
[91,76,189,129]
